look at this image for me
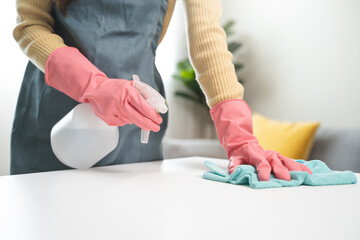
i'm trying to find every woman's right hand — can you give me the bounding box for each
[45,47,162,131]
[82,77,162,131]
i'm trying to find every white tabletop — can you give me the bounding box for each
[1,157,359,240]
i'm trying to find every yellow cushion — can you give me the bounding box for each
[252,113,320,160]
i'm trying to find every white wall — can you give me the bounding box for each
[0,1,28,176]
[156,1,194,139]
[221,0,360,127]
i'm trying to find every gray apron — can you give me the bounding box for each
[11,0,169,174]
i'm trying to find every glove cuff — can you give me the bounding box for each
[45,46,107,102]
[209,99,258,156]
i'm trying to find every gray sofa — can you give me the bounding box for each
[163,127,360,173]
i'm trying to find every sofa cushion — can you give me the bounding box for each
[253,113,320,160]
[309,127,360,173]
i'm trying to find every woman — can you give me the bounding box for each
[12,0,312,180]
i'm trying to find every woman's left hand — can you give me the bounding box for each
[210,99,312,181]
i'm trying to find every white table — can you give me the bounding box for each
[1,157,359,240]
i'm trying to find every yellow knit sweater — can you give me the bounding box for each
[13,0,244,108]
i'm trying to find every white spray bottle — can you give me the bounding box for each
[50,103,119,169]
[50,74,167,169]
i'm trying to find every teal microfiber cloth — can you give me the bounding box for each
[203,160,358,189]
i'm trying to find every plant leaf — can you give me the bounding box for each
[172,74,190,82]
[222,20,235,37]
[228,42,242,53]
[234,63,244,71]
[237,78,244,84]
[180,69,195,80]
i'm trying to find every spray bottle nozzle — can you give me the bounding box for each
[132,74,168,144]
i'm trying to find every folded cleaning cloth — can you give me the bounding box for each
[203,160,358,189]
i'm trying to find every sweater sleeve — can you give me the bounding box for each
[13,0,67,72]
[183,0,244,108]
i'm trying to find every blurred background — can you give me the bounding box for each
[1,0,359,175]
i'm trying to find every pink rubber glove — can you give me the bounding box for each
[210,99,312,181]
[45,47,162,131]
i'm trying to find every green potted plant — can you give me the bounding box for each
[172,20,244,138]
[172,20,244,111]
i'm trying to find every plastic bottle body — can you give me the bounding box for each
[50,103,119,169]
